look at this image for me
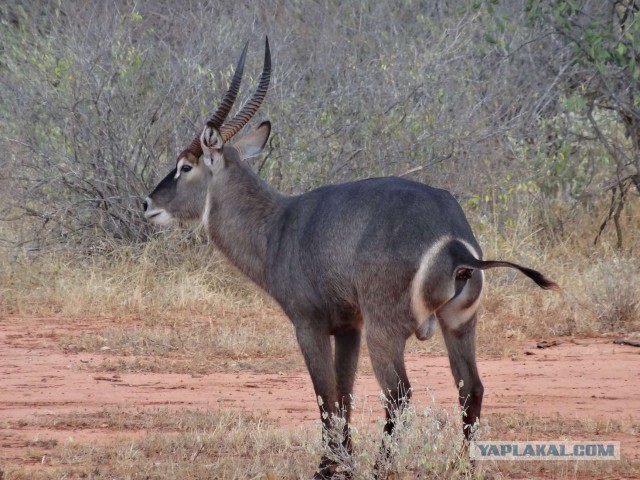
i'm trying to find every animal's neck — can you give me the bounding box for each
[205,159,284,290]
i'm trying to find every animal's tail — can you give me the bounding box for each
[448,240,558,290]
[411,237,558,341]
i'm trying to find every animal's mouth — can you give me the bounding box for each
[144,209,173,226]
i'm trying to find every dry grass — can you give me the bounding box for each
[0,230,270,319]
[2,397,477,480]
[314,392,478,479]
[486,411,639,439]
[482,412,640,479]
[3,408,316,479]
[5,402,638,479]
[62,312,295,358]
[61,311,304,374]
[474,200,640,343]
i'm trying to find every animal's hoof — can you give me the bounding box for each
[313,456,338,479]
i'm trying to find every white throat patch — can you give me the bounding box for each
[201,187,211,231]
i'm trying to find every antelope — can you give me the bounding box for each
[143,38,557,478]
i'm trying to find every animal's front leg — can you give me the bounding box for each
[294,325,341,479]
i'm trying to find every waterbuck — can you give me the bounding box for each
[143,38,557,478]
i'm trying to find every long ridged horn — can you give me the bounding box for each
[207,41,249,129]
[219,37,271,143]
[178,41,250,160]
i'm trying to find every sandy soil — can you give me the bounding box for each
[1,316,638,467]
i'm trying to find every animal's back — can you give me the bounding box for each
[265,177,480,320]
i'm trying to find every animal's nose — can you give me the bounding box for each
[142,199,148,211]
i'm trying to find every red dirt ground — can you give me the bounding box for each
[1,316,639,468]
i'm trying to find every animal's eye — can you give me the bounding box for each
[181,164,192,173]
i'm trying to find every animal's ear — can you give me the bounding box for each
[232,121,271,159]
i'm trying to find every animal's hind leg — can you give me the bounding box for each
[366,323,411,477]
[334,329,361,454]
[439,313,484,440]
[436,270,484,439]
[366,327,411,435]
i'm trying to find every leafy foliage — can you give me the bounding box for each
[0,0,637,250]
[523,0,640,246]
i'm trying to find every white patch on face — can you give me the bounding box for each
[174,158,185,179]
[144,208,174,226]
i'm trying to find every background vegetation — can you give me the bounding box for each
[0,1,639,478]
[1,0,638,336]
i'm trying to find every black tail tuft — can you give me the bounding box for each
[476,259,559,290]
[514,264,559,290]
